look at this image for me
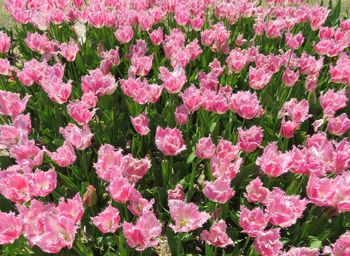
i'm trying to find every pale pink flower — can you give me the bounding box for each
[59,40,79,62]
[56,193,84,223]
[327,113,350,136]
[286,32,304,49]
[122,212,162,251]
[149,27,164,45]
[283,68,299,87]
[155,126,186,156]
[0,125,23,149]
[130,55,153,77]
[0,58,12,76]
[159,66,187,94]
[130,113,150,136]
[168,199,210,233]
[226,48,248,73]
[334,172,350,212]
[256,143,290,177]
[203,177,234,204]
[240,206,269,237]
[254,228,283,256]
[0,31,11,53]
[94,145,124,182]
[92,204,120,233]
[330,54,350,86]
[230,91,264,120]
[46,141,76,167]
[25,32,57,55]
[115,25,134,44]
[10,139,44,168]
[107,176,136,204]
[0,90,30,117]
[307,175,336,207]
[0,211,23,245]
[211,156,243,180]
[324,231,350,256]
[29,168,57,197]
[244,177,270,204]
[127,190,155,216]
[334,140,350,174]
[281,247,319,256]
[82,69,116,96]
[279,98,311,124]
[168,184,185,201]
[249,67,273,90]
[238,126,263,153]
[196,136,216,159]
[265,188,308,228]
[320,89,348,118]
[17,59,46,87]
[200,220,234,248]
[67,101,96,125]
[121,154,151,184]
[59,123,93,150]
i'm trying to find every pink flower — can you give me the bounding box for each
[244,177,270,204]
[25,32,57,55]
[327,113,350,136]
[107,177,136,204]
[307,175,336,208]
[127,190,155,216]
[279,98,311,124]
[286,32,304,49]
[230,91,264,120]
[92,204,120,233]
[196,136,216,159]
[226,48,248,73]
[40,78,72,104]
[82,69,116,96]
[17,59,46,87]
[59,123,93,150]
[320,89,348,118]
[155,126,186,156]
[334,140,350,174]
[168,184,186,201]
[0,90,30,117]
[281,247,319,256]
[238,126,263,153]
[0,58,12,76]
[180,85,202,112]
[248,67,273,90]
[240,206,269,237]
[334,172,350,212]
[254,228,283,256]
[67,101,96,125]
[130,55,153,77]
[115,25,134,44]
[203,177,234,204]
[121,154,151,184]
[59,40,79,62]
[130,113,150,136]
[159,66,187,94]
[46,141,76,167]
[280,119,299,138]
[168,199,210,233]
[324,231,350,256]
[29,168,57,197]
[122,212,162,251]
[81,92,98,108]
[174,104,190,126]
[216,139,240,161]
[149,27,164,45]
[265,188,308,228]
[210,156,243,180]
[256,143,290,177]
[0,31,11,53]
[10,139,43,167]
[200,220,234,248]
[56,193,84,223]
[0,211,23,245]
[283,68,299,87]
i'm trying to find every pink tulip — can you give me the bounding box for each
[168,199,210,233]
[254,228,283,256]
[0,211,23,245]
[248,67,273,90]
[203,177,234,204]
[200,220,234,248]
[81,92,98,108]
[130,55,153,77]
[67,101,96,125]
[180,85,203,112]
[92,204,120,233]
[17,59,46,87]
[327,113,350,136]
[240,206,269,237]
[238,126,263,153]
[25,32,57,55]
[159,66,187,94]
[29,168,57,197]
[46,141,76,167]
[115,25,134,44]
[210,156,243,180]
[281,247,319,256]
[122,212,162,251]
[59,40,79,62]
[81,68,116,96]
[155,126,186,156]
[334,139,350,174]
[0,58,12,76]
[226,48,248,73]
[280,119,299,138]
[130,113,150,136]
[230,91,264,120]
[168,184,186,201]
[107,176,136,204]
[279,98,311,124]
[121,154,151,184]
[0,90,30,117]
[244,177,270,204]
[323,231,350,256]
[320,89,348,118]
[10,140,44,168]
[127,190,155,216]
[174,105,188,125]
[283,68,299,87]
[59,123,93,150]
[149,27,164,45]
[195,136,216,159]
[0,31,11,53]
[286,32,304,50]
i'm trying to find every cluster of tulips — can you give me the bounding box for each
[0,0,350,255]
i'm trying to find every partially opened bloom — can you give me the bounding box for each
[200,220,234,248]
[320,89,348,118]
[130,113,150,136]
[0,90,30,117]
[59,40,79,62]
[0,211,23,245]
[46,141,76,167]
[115,25,134,44]
[279,98,311,124]
[0,31,11,53]
[29,168,57,197]
[210,156,243,180]
[107,177,136,204]
[67,101,96,125]
[244,177,270,204]
[248,67,273,90]
[283,68,299,87]
[168,184,185,201]
[169,200,210,233]
[196,136,216,159]
[59,124,93,150]
[254,228,282,256]
[327,114,350,136]
[159,66,187,93]
[230,91,264,120]
[286,32,304,49]
[127,191,155,216]
[122,212,162,251]
[280,119,299,138]
[174,104,189,126]
[92,204,120,233]
[238,126,263,153]
[94,145,124,182]
[0,58,12,76]
[155,126,186,156]
[281,247,319,256]
[121,154,151,184]
[82,69,117,96]
[239,206,269,237]
[203,177,234,204]
[180,85,202,112]
[10,139,44,168]
[323,231,350,256]
[149,27,164,45]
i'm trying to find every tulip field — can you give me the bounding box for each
[1,0,350,255]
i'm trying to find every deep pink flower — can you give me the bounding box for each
[238,126,263,153]
[59,40,79,62]
[92,204,120,233]
[200,220,234,248]
[195,136,216,159]
[230,91,264,120]
[122,212,162,251]
[283,68,299,87]
[240,206,269,237]
[324,231,350,256]
[46,141,76,167]
[0,211,23,245]
[155,126,186,156]
[130,113,150,136]
[82,69,116,96]
[254,228,283,256]
[203,177,234,204]
[149,27,164,45]
[286,32,304,50]
[244,177,270,204]
[0,90,30,117]
[159,66,187,94]
[67,101,96,125]
[169,200,210,233]
[59,123,93,150]
[280,119,299,138]
[107,177,136,204]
